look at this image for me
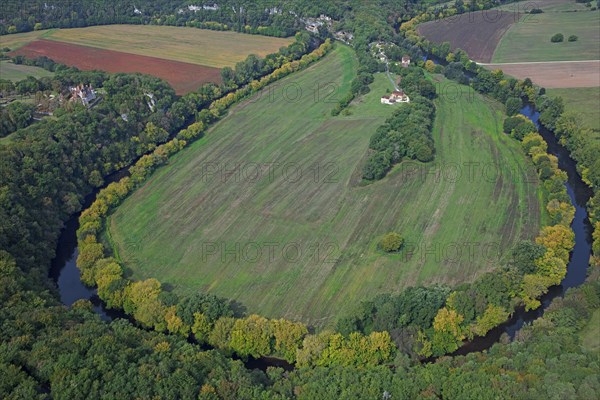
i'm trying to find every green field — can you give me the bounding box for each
[546,87,600,131]
[492,11,600,62]
[580,309,600,351]
[0,60,54,81]
[0,29,54,51]
[109,45,540,327]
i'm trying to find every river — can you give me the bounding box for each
[49,104,593,366]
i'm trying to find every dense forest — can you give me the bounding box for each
[1,0,598,398]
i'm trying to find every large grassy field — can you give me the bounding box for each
[0,29,54,51]
[547,87,600,131]
[7,25,292,68]
[0,60,54,81]
[108,45,540,327]
[580,309,600,352]
[492,11,600,62]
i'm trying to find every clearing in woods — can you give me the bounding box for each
[0,60,54,81]
[108,45,541,327]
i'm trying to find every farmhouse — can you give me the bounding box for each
[381,90,410,105]
[402,55,411,67]
[69,84,97,107]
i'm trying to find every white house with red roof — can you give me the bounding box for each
[381,90,410,105]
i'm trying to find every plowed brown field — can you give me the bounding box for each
[12,39,222,95]
[417,11,518,63]
[482,61,600,88]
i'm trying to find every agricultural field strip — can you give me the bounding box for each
[45,25,292,68]
[478,60,600,65]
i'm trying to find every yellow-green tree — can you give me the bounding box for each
[431,307,465,355]
[229,314,272,359]
[470,304,509,337]
[270,319,308,363]
[520,274,553,311]
[536,224,575,263]
[192,312,212,344]
[123,278,167,331]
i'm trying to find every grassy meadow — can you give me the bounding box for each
[546,87,600,131]
[0,60,54,81]
[580,308,600,351]
[108,45,541,327]
[0,29,54,51]
[492,11,600,62]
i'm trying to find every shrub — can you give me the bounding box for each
[568,35,578,42]
[529,8,543,13]
[380,232,404,252]
[505,97,523,116]
[550,33,564,43]
[503,115,526,134]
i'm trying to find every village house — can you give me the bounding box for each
[401,55,411,68]
[333,31,354,44]
[381,90,410,105]
[303,14,333,34]
[69,84,97,107]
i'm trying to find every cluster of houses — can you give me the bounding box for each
[333,31,354,44]
[176,4,219,13]
[303,14,333,34]
[69,84,97,107]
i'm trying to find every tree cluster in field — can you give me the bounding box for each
[550,33,579,43]
[362,68,436,181]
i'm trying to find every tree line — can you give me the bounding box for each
[0,0,350,37]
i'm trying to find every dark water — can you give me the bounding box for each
[50,104,593,366]
[49,168,130,322]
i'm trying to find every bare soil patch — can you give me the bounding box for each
[417,11,518,62]
[483,61,600,88]
[12,39,222,95]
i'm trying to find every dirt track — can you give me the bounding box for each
[482,60,600,88]
[12,39,222,95]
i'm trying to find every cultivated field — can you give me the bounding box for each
[495,0,590,12]
[482,60,600,88]
[492,11,600,63]
[547,87,600,131]
[417,11,518,62]
[0,29,52,51]
[46,25,293,68]
[12,39,221,95]
[108,46,540,327]
[0,60,54,81]
[4,25,293,94]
